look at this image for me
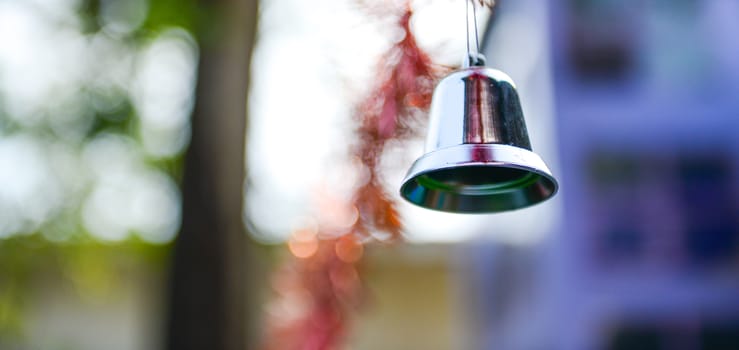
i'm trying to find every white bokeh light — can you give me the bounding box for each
[133,29,199,158]
[0,1,87,125]
[0,0,189,244]
[81,134,182,243]
[0,135,64,237]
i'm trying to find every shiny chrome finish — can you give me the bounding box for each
[400,67,558,213]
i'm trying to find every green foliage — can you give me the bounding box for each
[146,0,201,33]
[75,0,201,34]
[0,235,170,337]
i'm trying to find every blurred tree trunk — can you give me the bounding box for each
[166,0,259,349]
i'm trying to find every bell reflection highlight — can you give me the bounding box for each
[400,67,558,213]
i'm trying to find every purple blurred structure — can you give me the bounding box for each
[462,0,739,349]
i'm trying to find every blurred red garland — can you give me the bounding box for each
[260,3,451,350]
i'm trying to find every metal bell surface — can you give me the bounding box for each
[400,66,558,213]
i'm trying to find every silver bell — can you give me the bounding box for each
[400,66,558,213]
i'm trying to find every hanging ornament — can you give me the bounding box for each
[400,0,558,213]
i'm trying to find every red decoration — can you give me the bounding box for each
[260,3,446,350]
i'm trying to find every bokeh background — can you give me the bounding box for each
[1,0,738,349]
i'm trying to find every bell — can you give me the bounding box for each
[400,66,558,213]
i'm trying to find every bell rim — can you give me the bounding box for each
[399,143,559,213]
[442,66,518,88]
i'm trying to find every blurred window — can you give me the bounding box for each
[678,155,738,265]
[608,322,739,350]
[608,325,662,350]
[700,323,739,350]
[589,153,642,188]
[588,153,647,263]
[602,225,643,259]
[587,151,739,268]
[568,0,638,81]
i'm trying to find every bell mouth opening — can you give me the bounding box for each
[400,165,557,213]
[417,166,537,194]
